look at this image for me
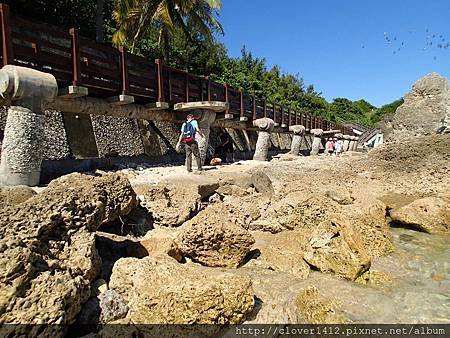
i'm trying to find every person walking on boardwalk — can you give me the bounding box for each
[176,113,205,173]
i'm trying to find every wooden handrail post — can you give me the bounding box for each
[118,46,129,95]
[252,94,256,120]
[155,59,164,102]
[281,106,284,126]
[69,28,81,86]
[0,4,13,66]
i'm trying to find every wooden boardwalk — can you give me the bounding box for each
[0,3,352,135]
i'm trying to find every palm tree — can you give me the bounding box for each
[112,0,223,59]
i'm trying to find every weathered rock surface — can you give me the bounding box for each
[304,215,371,280]
[355,270,393,287]
[109,255,254,325]
[98,290,129,324]
[136,176,219,227]
[247,230,310,279]
[177,204,255,267]
[0,185,36,208]
[390,195,450,234]
[325,189,354,205]
[385,73,450,138]
[0,173,136,333]
[139,227,182,261]
[295,286,350,324]
[255,192,340,233]
[349,198,393,259]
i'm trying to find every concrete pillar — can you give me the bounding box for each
[310,129,324,156]
[288,125,305,156]
[253,118,275,161]
[348,136,356,152]
[0,66,58,186]
[351,137,359,151]
[342,135,351,152]
[195,110,216,165]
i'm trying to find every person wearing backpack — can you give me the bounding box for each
[176,113,205,172]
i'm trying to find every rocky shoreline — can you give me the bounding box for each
[0,74,449,337]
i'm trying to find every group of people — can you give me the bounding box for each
[325,137,344,156]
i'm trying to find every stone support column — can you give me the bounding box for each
[0,66,58,186]
[252,118,275,161]
[351,137,359,151]
[310,129,324,156]
[195,110,216,165]
[288,125,306,156]
[348,136,357,152]
[342,135,351,152]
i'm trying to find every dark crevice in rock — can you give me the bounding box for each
[97,205,153,237]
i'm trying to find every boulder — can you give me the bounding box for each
[255,192,340,233]
[137,176,219,227]
[0,185,36,208]
[304,215,371,280]
[0,173,136,334]
[389,195,450,234]
[325,189,354,205]
[349,198,393,258]
[109,255,254,325]
[250,170,274,198]
[295,286,350,324]
[246,230,310,279]
[139,227,183,262]
[177,204,255,268]
[386,73,450,138]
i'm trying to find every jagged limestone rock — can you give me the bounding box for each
[176,203,255,268]
[0,173,136,336]
[390,195,450,234]
[304,215,371,280]
[387,73,450,138]
[109,255,255,325]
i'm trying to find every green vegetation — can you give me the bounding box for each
[9,0,402,127]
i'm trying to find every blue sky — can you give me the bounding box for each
[216,0,450,107]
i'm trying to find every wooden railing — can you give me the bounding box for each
[0,3,353,135]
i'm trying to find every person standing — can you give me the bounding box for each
[176,114,205,172]
[325,137,334,156]
[334,137,343,156]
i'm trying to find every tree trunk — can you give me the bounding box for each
[163,30,170,62]
[96,0,105,43]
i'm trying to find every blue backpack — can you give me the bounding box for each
[181,122,195,143]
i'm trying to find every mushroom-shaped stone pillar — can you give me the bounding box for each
[253,118,275,161]
[348,136,357,152]
[310,129,324,156]
[0,66,58,186]
[342,135,351,152]
[288,125,306,156]
[194,110,217,165]
[351,136,359,151]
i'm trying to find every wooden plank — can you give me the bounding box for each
[155,59,164,102]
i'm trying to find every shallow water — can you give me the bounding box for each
[308,228,450,323]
